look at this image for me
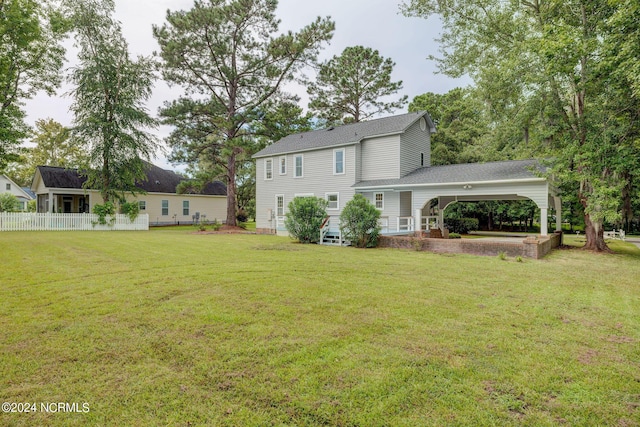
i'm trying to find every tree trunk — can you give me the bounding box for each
[225,150,237,227]
[581,210,612,252]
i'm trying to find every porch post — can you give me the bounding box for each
[414,208,422,236]
[438,199,444,230]
[540,208,548,236]
[554,196,562,232]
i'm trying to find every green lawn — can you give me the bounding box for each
[0,230,638,426]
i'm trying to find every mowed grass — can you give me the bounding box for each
[0,230,639,426]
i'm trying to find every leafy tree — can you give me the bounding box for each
[339,194,381,248]
[285,196,328,244]
[402,0,636,251]
[154,0,334,227]
[307,46,407,124]
[0,0,69,171]
[66,0,158,204]
[409,88,489,165]
[0,193,20,212]
[8,118,88,186]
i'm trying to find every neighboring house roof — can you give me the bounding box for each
[354,159,546,189]
[34,163,226,196]
[21,187,36,199]
[253,111,436,158]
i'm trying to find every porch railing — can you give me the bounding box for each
[0,213,149,231]
[397,216,415,232]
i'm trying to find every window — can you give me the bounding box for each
[334,149,345,175]
[161,200,169,216]
[183,200,189,216]
[294,154,303,178]
[421,153,424,167]
[5,183,10,191]
[265,159,273,180]
[326,193,339,210]
[138,201,146,211]
[375,192,384,210]
[276,195,284,217]
[279,156,287,175]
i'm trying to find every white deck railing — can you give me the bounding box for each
[0,213,149,231]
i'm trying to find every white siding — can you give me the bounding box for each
[360,135,401,181]
[400,119,431,176]
[255,145,358,231]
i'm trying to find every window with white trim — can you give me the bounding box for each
[161,200,169,216]
[138,200,146,211]
[294,154,303,178]
[279,156,287,175]
[183,200,189,216]
[265,159,273,180]
[326,193,339,210]
[276,195,284,217]
[374,192,384,210]
[333,149,345,175]
[5,183,10,191]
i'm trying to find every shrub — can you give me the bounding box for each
[445,218,479,234]
[92,202,116,225]
[449,232,461,239]
[497,251,507,261]
[285,196,328,243]
[120,201,140,222]
[339,194,381,248]
[236,209,248,223]
[0,193,20,212]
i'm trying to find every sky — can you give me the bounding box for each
[24,0,470,169]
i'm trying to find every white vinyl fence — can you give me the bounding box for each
[0,213,149,231]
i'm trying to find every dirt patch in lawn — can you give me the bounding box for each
[193,225,254,234]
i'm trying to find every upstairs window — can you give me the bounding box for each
[5,183,10,191]
[279,156,287,175]
[294,155,303,178]
[265,159,273,180]
[334,149,345,175]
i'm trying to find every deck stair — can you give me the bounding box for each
[320,216,348,246]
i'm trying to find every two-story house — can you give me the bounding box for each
[253,111,561,241]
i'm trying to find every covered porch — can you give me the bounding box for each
[355,160,560,237]
[36,190,91,213]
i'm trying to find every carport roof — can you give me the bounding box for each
[354,159,547,189]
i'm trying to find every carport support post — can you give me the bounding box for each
[540,208,548,236]
[554,196,562,232]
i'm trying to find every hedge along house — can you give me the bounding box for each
[31,163,227,225]
[253,111,562,242]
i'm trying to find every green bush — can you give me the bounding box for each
[0,193,20,212]
[285,196,328,243]
[448,232,461,239]
[339,194,381,248]
[92,202,116,225]
[445,218,479,234]
[120,201,140,222]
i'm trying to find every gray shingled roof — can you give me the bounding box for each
[253,111,435,158]
[354,159,546,188]
[36,164,226,196]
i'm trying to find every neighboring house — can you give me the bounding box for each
[31,163,227,225]
[0,174,34,211]
[253,111,561,240]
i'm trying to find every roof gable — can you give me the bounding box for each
[253,111,435,158]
